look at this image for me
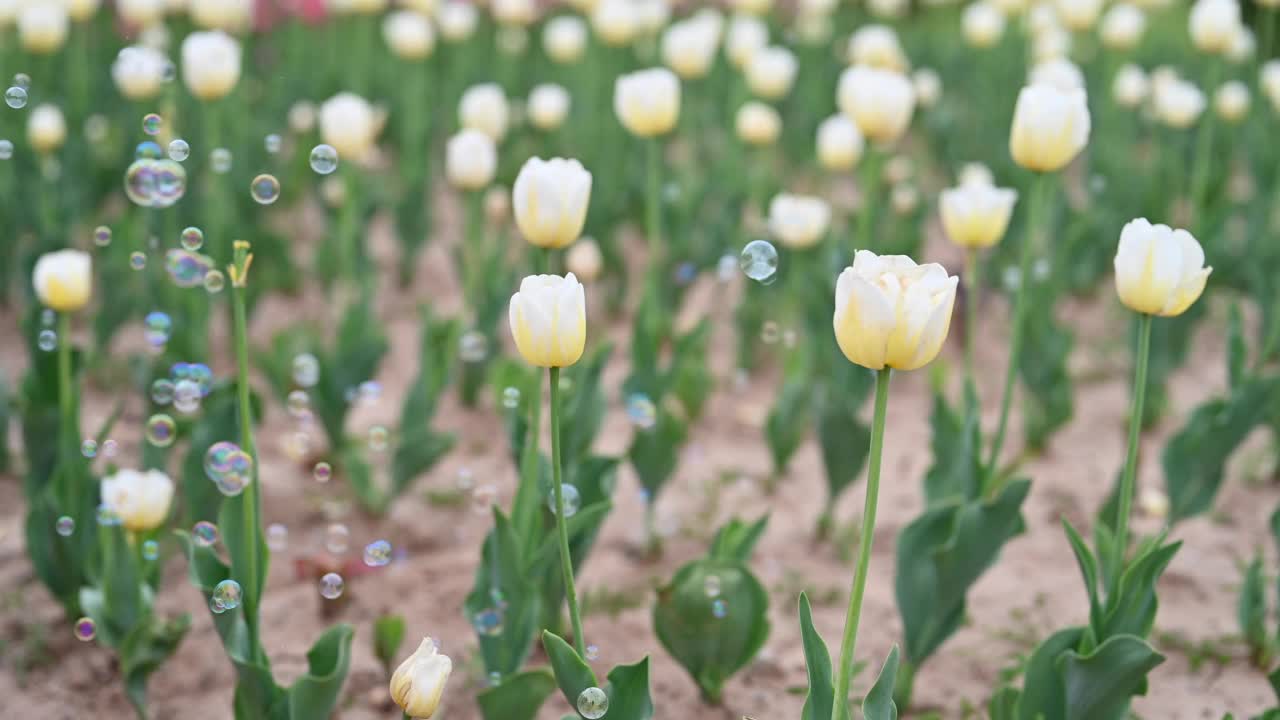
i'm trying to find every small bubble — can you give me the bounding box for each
[180,226,204,251]
[74,617,96,642]
[319,572,345,599]
[712,598,728,618]
[703,575,722,598]
[210,596,227,614]
[0,139,12,160]
[55,515,75,537]
[96,504,121,526]
[173,378,202,413]
[292,353,320,388]
[145,414,176,447]
[488,671,501,687]
[264,133,282,154]
[309,144,339,174]
[761,321,780,344]
[625,394,657,430]
[576,687,609,719]
[93,225,112,246]
[135,141,163,160]
[141,113,162,136]
[151,378,175,405]
[266,523,288,552]
[210,148,232,174]
[130,251,147,270]
[287,390,310,417]
[458,331,488,363]
[13,73,30,89]
[167,138,190,162]
[547,483,580,518]
[192,520,219,547]
[212,579,242,610]
[250,173,281,205]
[472,607,504,636]
[5,86,28,109]
[37,329,57,352]
[313,462,332,483]
[144,311,172,347]
[142,539,159,560]
[363,540,392,567]
[740,239,779,283]
[203,269,226,293]
[367,426,389,452]
[358,380,381,403]
[41,309,54,326]
[502,386,521,409]
[325,523,350,554]
[585,644,600,661]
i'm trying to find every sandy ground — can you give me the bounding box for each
[0,198,1275,720]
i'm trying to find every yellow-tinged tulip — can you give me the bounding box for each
[1153,78,1206,128]
[614,68,680,137]
[1100,4,1146,50]
[320,92,378,162]
[33,249,91,312]
[459,83,510,141]
[962,2,1005,48]
[1189,0,1241,54]
[118,0,165,27]
[27,104,67,154]
[566,238,604,281]
[189,0,251,31]
[592,0,638,46]
[958,162,994,187]
[527,84,571,131]
[509,273,587,368]
[940,182,1018,249]
[1214,81,1250,123]
[735,101,781,145]
[1261,61,1280,113]
[769,194,831,249]
[67,0,101,22]
[543,15,587,63]
[390,638,452,719]
[1054,0,1102,31]
[1114,218,1211,317]
[1226,26,1255,64]
[816,114,864,171]
[492,0,537,26]
[661,15,720,79]
[833,250,958,371]
[1029,58,1084,92]
[868,0,907,19]
[112,46,168,101]
[837,65,916,145]
[101,469,174,532]
[746,46,798,100]
[513,157,592,249]
[19,2,68,54]
[847,24,908,72]
[1112,64,1149,108]
[383,10,435,59]
[1008,83,1090,172]
[436,1,478,41]
[725,13,767,69]
[913,68,941,108]
[181,30,241,101]
[446,129,496,190]
[731,0,772,16]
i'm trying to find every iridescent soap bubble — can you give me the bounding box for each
[319,572,344,599]
[309,144,339,174]
[180,226,204,251]
[625,394,657,430]
[585,644,600,661]
[144,311,172,347]
[93,225,112,246]
[184,363,213,396]
[192,520,219,547]
[358,380,381,403]
[325,523,350,554]
[363,540,392,567]
[173,379,202,413]
[502,387,520,409]
[210,148,232,173]
[124,159,187,208]
[81,438,98,458]
[313,462,332,483]
[292,353,320,387]
[141,113,162,135]
[740,240,779,283]
[142,539,159,561]
[165,248,212,288]
[167,138,190,162]
[472,607,504,636]
[0,139,12,160]
[212,579,242,610]
[74,617,96,642]
[203,269,226,293]
[264,134,282,154]
[101,439,119,457]
[458,331,488,363]
[547,483,580,518]
[37,329,57,352]
[129,251,147,270]
[205,442,252,496]
[151,378,175,405]
[135,141,163,160]
[576,687,609,719]
[145,414,176,447]
[55,515,75,537]
[266,523,288,551]
[5,86,28,109]
[250,174,280,205]
[96,504,121,526]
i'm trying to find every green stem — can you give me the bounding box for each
[548,366,586,656]
[962,247,981,402]
[230,261,263,657]
[462,190,485,305]
[831,367,892,720]
[645,139,663,283]
[57,312,78,524]
[1189,60,1220,231]
[1111,313,1152,586]
[1264,8,1277,64]
[854,150,882,253]
[985,173,1052,486]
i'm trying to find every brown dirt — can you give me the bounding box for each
[0,199,1273,720]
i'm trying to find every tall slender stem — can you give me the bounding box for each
[986,173,1052,483]
[548,367,586,656]
[645,139,663,280]
[230,247,263,657]
[831,367,892,720]
[1111,313,1152,585]
[57,313,78,523]
[1189,60,1221,231]
[854,150,883,253]
[962,247,981,402]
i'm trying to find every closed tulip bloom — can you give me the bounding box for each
[1100,4,1146,50]
[437,1,478,41]
[837,65,916,145]
[662,17,720,79]
[492,0,536,26]
[320,93,378,161]
[1114,218,1211,317]
[19,3,68,54]
[528,84,571,131]
[800,0,838,13]
[913,68,942,108]
[794,10,833,44]
[746,46,798,99]
[182,31,241,101]
[33,249,91,312]
[1008,83,1090,172]
[383,10,435,59]
[1112,64,1149,108]
[847,25,908,72]
[833,250,958,371]
[101,469,174,532]
[962,2,1005,48]
[544,15,587,63]
[459,83,510,141]
[1189,0,1241,54]
[940,182,1018,249]
[509,273,587,368]
[566,238,604,281]
[593,0,638,46]
[112,46,168,100]
[958,162,995,187]
[513,157,592,248]
[891,183,919,215]
[1226,26,1255,64]
[725,13,767,69]
[446,129,497,190]
[1214,81,1250,123]
[27,104,66,154]
[189,0,251,31]
[735,101,781,145]
[67,0,101,22]
[1153,78,1205,128]
[635,0,669,33]
[118,0,165,26]
[400,0,437,12]
[1054,0,1102,30]
[1032,27,1072,62]
[614,68,680,137]
[390,638,452,719]
[769,194,831,249]
[1261,61,1280,112]
[817,114,865,171]
[990,0,1028,13]
[288,101,317,133]
[1029,58,1085,92]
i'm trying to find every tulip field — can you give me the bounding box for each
[6,0,1280,717]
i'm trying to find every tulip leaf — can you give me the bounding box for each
[629,408,688,499]
[863,644,900,720]
[1098,535,1180,641]
[542,630,598,709]
[798,593,836,720]
[816,390,872,515]
[1018,291,1074,450]
[372,614,406,677]
[466,509,540,677]
[1062,521,1101,629]
[1238,555,1268,656]
[286,623,355,720]
[477,668,557,720]
[1228,303,1247,389]
[709,515,769,564]
[120,612,192,717]
[1059,635,1165,720]
[988,686,1021,720]
[669,320,714,422]
[765,377,813,476]
[1015,626,1087,720]
[921,388,982,507]
[603,657,655,720]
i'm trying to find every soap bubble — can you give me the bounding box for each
[167,138,190,161]
[141,113,162,135]
[81,439,98,458]
[135,141,163,160]
[264,133,282,154]
[151,378,175,405]
[458,331,488,363]
[472,607,504,636]
[56,516,75,537]
[313,462,332,483]
[318,572,344,599]
[363,540,392,567]
[740,240,778,283]
[180,226,204,251]
[292,353,320,387]
[266,523,288,552]
[165,248,212,288]
[309,144,339,174]
[576,687,609,719]
[142,539,160,561]
[37,329,56,352]
[129,251,147,270]
[93,225,112,246]
[210,148,232,173]
[0,139,12,160]
[547,483,580,518]
[502,386,521,409]
[5,86,28,108]
[73,617,96,641]
[212,579,242,610]
[203,269,226,293]
[192,520,219,547]
[325,523,350,554]
[250,174,280,204]
[144,311,172,347]
[124,158,187,208]
[144,414,177,447]
[625,394,657,430]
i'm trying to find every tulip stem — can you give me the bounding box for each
[645,139,663,281]
[230,246,264,659]
[1189,60,1220,230]
[548,366,587,657]
[854,150,882,254]
[985,173,1052,488]
[962,247,981,403]
[57,312,78,521]
[831,367,892,720]
[1111,313,1152,588]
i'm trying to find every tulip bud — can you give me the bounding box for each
[794,10,833,45]
[101,469,175,532]
[890,183,919,215]
[1153,78,1206,129]
[19,3,68,54]
[566,238,604,281]
[940,182,1018,249]
[1189,0,1241,55]
[1226,26,1255,64]
[635,0,669,33]
[1029,58,1085,92]
[318,93,378,163]
[816,114,864,171]
[543,15,587,64]
[847,24,908,72]
[735,101,781,145]
[1214,81,1250,123]
[33,249,91,313]
[112,46,169,101]
[593,0,638,46]
[383,10,435,59]
[962,2,1005,48]
[492,0,536,26]
[991,0,1028,14]
[958,162,995,187]
[1054,0,1102,31]
[837,65,916,145]
[1261,61,1280,113]
[1100,4,1146,51]
[67,0,101,22]
[1008,83,1090,172]
[189,0,251,31]
[1138,487,1170,520]
[725,13,767,69]
[1113,218,1211,317]
[662,16,720,79]
[459,83,510,141]
[27,104,67,155]
[833,250,958,371]
[437,1,478,42]
[512,157,592,249]
[390,638,452,719]
[912,68,941,108]
[182,30,241,101]
[1112,64,1149,108]
[1032,27,1072,63]
[614,68,680,138]
[118,0,165,26]
[509,273,587,368]
[139,23,170,52]
[527,84,571,131]
[745,46,798,100]
[769,194,831,249]
[446,129,497,190]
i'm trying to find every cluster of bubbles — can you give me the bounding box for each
[192,520,220,547]
[250,174,281,205]
[204,441,253,496]
[165,247,216,289]
[739,240,779,284]
[625,394,657,430]
[152,362,213,413]
[318,572,345,600]
[363,540,392,567]
[125,139,187,208]
[145,413,177,447]
[74,617,96,642]
[309,144,339,175]
[211,579,242,613]
[576,687,609,719]
[292,353,320,388]
[546,483,581,518]
[144,310,173,347]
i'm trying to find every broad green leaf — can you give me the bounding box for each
[816,392,872,510]
[1228,303,1247,389]
[988,686,1020,720]
[1060,635,1164,720]
[372,614,406,675]
[286,624,355,720]
[709,515,769,564]
[921,390,982,506]
[1017,626,1087,720]
[629,408,687,499]
[603,657,655,720]
[799,593,835,720]
[542,630,598,709]
[765,378,812,476]
[477,668,557,720]
[466,510,540,676]
[863,644,900,720]
[1099,536,1180,640]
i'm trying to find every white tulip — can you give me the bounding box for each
[847,24,908,72]
[566,239,604,281]
[509,274,587,368]
[112,46,169,101]
[1214,80,1250,123]
[592,0,638,46]
[512,157,592,248]
[745,46,798,100]
[939,182,1018,249]
[288,101,318,133]
[1030,58,1085,92]
[1008,83,1090,172]
[662,16,720,79]
[837,65,916,145]
[33,249,91,312]
[182,30,241,101]
[1189,0,1241,54]
[614,68,680,137]
[459,83,510,141]
[320,93,378,162]
[1261,61,1280,112]
[769,194,831,249]
[67,0,101,22]
[1032,26,1072,62]
[117,0,165,26]
[543,15,588,64]
[19,2,68,54]
[528,84,571,131]
[189,0,252,31]
[1112,64,1149,108]
[725,13,768,69]
[1153,78,1206,129]
[101,469,175,532]
[635,0,669,33]
[736,101,781,145]
[383,10,435,59]
[958,162,995,187]
[962,2,1006,48]
[1226,25,1255,63]
[436,0,478,41]
[868,0,908,19]
[390,638,452,720]
[1054,0,1102,30]
[27,104,66,154]
[1100,4,1146,50]
[446,129,497,190]
[492,0,536,26]
[913,68,942,108]
[816,114,865,171]
[1114,219,1211,317]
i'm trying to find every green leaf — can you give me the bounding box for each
[373,614,406,676]
[1062,520,1101,631]
[816,392,871,510]
[120,613,192,716]
[669,320,714,421]
[1018,290,1074,449]
[477,668,557,720]
[765,378,812,476]
[628,408,687,500]
[1059,634,1165,720]
[988,686,1021,720]
[798,593,835,720]
[1099,536,1180,640]
[921,390,982,506]
[1228,303,1247,389]
[466,509,540,676]
[708,515,769,564]
[389,429,455,504]
[863,644,900,720]
[542,630,598,709]
[603,657,655,720]
[1017,626,1087,720]
[287,623,355,720]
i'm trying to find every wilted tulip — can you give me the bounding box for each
[833,250,958,371]
[837,65,916,145]
[27,104,66,154]
[101,469,175,532]
[940,182,1018,249]
[383,11,435,59]
[615,68,680,137]
[544,15,587,63]
[769,194,831,249]
[512,157,592,249]
[446,129,497,190]
[182,30,241,101]
[735,101,781,145]
[1008,83,1090,172]
[112,46,168,101]
[33,249,91,312]
[527,84,571,131]
[816,114,864,171]
[746,46,798,100]
[1114,219,1210,317]
[458,83,510,141]
[389,638,452,719]
[509,274,587,368]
